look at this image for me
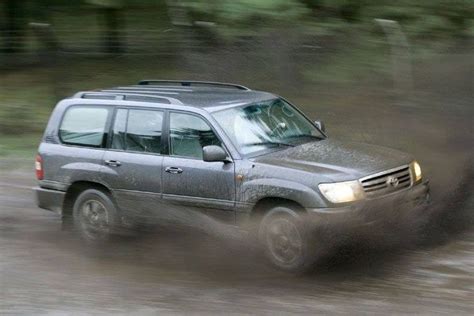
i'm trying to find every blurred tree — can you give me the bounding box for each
[86,0,125,54]
[430,0,474,37]
[337,0,364,22]
[298,0,322,17]
[2,0,26,53]
[298,0,364,21]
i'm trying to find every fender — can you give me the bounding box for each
[238,177,326,211]
[59,162,111,192]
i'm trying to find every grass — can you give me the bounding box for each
[0,133,42,159]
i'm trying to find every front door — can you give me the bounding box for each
[162,111,235,223]
[102,108,164,219]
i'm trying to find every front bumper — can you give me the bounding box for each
[34,186,66,214]
[306,181,430,239]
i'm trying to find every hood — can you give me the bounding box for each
[252,139,413,182]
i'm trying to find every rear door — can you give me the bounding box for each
[101,107,165,219]
[161,111,236,223]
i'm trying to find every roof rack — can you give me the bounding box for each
[138,80,250,91]
[101,89,180,95]
[73,91,183,105]
[114,86,193,92]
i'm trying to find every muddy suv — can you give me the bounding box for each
[35,80,430,272]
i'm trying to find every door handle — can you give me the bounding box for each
[104,160,121,167]
[165,166,183,174]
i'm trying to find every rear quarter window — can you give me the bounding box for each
[59,106,110,147]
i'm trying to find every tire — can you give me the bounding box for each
[258,206,317,273]
[72,189,119,243]
[61,214,74,231]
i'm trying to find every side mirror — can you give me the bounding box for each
[203,145,228,162]
[314,120,326,133]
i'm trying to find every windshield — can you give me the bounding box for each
[212,98,324,156]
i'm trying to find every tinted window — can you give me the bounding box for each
[59,106,110,147]
[169,112,221,159]
[111,109,163,154]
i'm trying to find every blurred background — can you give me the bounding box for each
[0,0,472,154]
[0,1,473,314]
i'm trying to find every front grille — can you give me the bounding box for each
[360,165,412,197]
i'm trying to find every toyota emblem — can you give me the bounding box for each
[386,176,399,188]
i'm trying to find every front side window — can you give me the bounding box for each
[169,112,221,159]
[111,108,163,154]
[59,106,110,147]
[212,98,324,156]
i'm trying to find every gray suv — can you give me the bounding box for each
[35,80,430,272]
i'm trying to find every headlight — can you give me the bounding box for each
[318,180,365,204]
[412,161,422,182]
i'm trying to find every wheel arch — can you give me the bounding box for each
[62,181,112,216]
[250,197,307,223]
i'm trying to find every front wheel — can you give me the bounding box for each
[73,189,119,243]
[259,206,317,273]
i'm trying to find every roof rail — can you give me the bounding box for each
[138,80,250,91]
[113,86,193,92]
[101,89,180,95]
[73,91,183,105]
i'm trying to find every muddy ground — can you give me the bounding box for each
[1,52,473,314]
[0,164,473,315]
[0,165,473,315]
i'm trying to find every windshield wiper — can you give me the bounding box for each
[286,134,324,141]
[243,141,295,148]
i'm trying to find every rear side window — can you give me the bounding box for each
[59,106,110,147]
[111,108,164,154]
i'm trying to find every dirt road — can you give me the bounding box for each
[0,164,473,315]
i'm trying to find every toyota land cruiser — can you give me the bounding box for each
[34,80,430,272]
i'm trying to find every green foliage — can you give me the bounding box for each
[3,0,471,39]
[0,133,41,159]
[360,0,473,38]
[85,0,125,7]
[184,0,310,26]
[179,0,473,40]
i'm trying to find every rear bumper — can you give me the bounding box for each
[306,181,430,238]
[34,186,66,214]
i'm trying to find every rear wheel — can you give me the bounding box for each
[73,189,119,243]
[259,206,317,273]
